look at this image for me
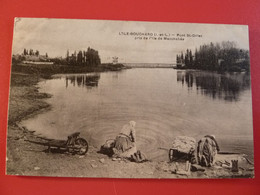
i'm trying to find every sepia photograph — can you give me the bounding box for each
[6,18,254,178]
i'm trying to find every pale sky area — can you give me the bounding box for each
[12,18,249,63]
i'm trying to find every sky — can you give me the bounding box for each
[12,18,250,64]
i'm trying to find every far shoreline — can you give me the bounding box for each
[12,62,127,78]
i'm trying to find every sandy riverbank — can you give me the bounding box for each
[6,66,254,178]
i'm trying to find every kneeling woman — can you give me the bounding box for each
[113,121,137,158]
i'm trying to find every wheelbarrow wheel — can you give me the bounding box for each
[75,138,89,155]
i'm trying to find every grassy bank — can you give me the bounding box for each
[12,63,126,78]
[8,73,51,125]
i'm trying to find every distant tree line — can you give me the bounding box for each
[15,47,102,66]
[23,48,48,57]
[176,41,250,72]
[65,47,101,66]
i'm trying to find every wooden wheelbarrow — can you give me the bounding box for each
[47,132,89,155]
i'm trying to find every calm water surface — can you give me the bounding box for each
[21,68,254,161]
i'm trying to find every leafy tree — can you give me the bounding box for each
[23,48,28,55]
[29,49,34,55]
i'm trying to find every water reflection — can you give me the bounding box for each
[177,71,251,101]
[22,69,253,161]
[65,74,100,88]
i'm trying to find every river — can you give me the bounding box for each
[21,68,254,161]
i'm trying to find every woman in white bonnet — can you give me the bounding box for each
[197,134,220,167]
[113,121,137,157]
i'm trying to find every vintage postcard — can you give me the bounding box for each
[6,18,254,178]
